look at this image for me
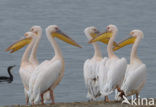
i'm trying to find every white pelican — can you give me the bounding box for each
[6,32,38,104]
[116,30,146,100]
[28,26,52,104]
[6,26,44,104]
[29,26,52,103]
[6,26,50,104]
[29,25,81,104]
[89,24,127,101]
[84,26,103,101]
[83,26,117,101]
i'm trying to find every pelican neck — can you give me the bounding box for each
[47,32,63,59]
[130,36,142,64]
[107,31,118,59]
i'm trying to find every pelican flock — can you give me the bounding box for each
[83,26,119,101]
[29,25,81,104]
[89,25,128,101]
[5,24,147,105]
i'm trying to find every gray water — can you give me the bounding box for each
[0,0,155,105]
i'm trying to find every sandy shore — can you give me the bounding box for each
[6,100,156,107]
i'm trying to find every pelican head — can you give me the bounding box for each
[6,32,36,53]
[24,32,36,38]
[88,24,118,43]
[88,25,118,46]
[30,25,42,37]
[84,26,100,40]
[130,30,144,39]
[106,24,118,33]
[113,30,143,51]
[46,25,81,48]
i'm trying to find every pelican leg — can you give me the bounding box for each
[136,93,139,100]
[41,93,44,105]
[32,101,34,105]
[50,89,55,104]
[24,89,29,105]
[25,95,29,105]
[104,96,109,102]
[88,99,93,102]
[116,86,125,99]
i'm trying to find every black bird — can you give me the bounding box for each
[0,65,16,83]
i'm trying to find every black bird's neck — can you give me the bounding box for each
[8,67,13,81]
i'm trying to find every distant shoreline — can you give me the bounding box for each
[6,100,156,107]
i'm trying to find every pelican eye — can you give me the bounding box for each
[93,28,97,32]
[55,27,59,31]
[131,32,134,35]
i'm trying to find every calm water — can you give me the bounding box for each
[0,0,156,105]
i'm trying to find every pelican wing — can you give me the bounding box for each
[121,64,147,96]
[98,57,108,92]
[83,60,89,86]
[83,59,102,99]
[30,60,62,104]
[29,60,49,98]
[101,58,127,96]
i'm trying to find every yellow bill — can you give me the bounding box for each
[52,30,82,48]
[89,32,118,47]
[113,36,136,51]
[6,38,32,53]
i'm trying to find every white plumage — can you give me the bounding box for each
[121,64,146,96]
[83,26,109,101]
[18,32,38,104]
[101,57,127,96]
[28,60,49,102]
[6,30,42,104]
[19,65,35,95]
[28,26,51,103]
[29,25,81,104]
[31,60,62,104]
[89,25,127,100]
[116,30,147,100]
[98,58,108,93]
[83,59,102,100]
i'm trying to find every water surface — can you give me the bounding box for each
[0,0,155,105]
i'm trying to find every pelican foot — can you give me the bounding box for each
[119,90,125,99]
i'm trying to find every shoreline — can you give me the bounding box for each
[6,100,156,107]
